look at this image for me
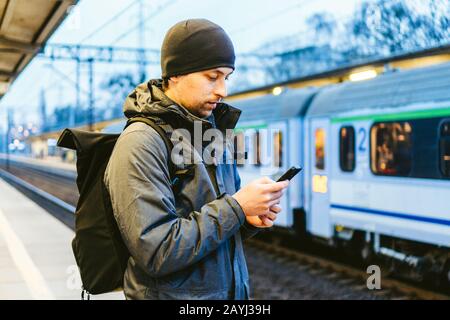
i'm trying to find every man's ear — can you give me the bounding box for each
[169,76,180,84]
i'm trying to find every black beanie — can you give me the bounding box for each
[161,19,235,78]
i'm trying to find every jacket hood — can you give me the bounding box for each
[123,79,241,131]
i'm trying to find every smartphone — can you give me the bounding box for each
[277,166,302,182]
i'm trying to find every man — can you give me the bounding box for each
[104,19,289,300]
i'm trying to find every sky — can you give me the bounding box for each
[0,0,361,131]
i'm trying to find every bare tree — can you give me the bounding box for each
[251,0,450,87]
[348,0,450,58]
[100,72,137,119]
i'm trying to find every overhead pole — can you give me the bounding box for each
[87,58,94,132]
[71,53,80,128]
[39,89,47,132]
[138,0,147,83]
[6,108,12,171]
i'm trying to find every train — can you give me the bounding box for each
[231,61,450,287]
[98,60,450,288]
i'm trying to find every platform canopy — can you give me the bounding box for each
[0,0,77,99]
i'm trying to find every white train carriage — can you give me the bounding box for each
[229,61,450,283]
[304,61,450,276]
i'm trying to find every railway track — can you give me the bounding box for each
[1,159,448,300]
[246,236,450,300]
[0,160,78,206]
[0,163,76,230]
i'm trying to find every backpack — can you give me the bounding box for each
[57,116,176,297]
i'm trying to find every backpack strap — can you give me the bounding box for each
[124,116,176,184]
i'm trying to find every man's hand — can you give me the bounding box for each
[245,205,282,228]
[232,176,288,223]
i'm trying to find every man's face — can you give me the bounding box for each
[169,67,233,119]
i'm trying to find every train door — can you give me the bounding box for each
[309,118,332,238]
[267,121,291,227]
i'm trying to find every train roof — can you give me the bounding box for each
[230,86,318,123]
[307,61,450,118]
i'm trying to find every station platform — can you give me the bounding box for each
[0,177,124,300]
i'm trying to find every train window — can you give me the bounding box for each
[315,128,325,170]
[339,126,355,172]
[234,131,246,167]
[245,135,250,164]
[439,121,450,177]
[371,122,412,176]
[273,131,283,167]
[254,131,262,166]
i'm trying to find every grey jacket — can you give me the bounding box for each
[104,80,260,300]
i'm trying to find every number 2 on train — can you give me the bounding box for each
[358,127,367,153]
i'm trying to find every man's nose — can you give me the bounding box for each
[214,79,227,99]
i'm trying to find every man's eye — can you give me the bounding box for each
[209,75,218,80]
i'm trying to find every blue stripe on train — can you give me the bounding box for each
[330,204,450,227]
